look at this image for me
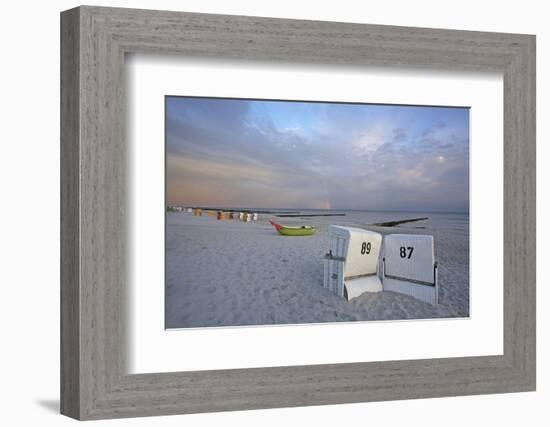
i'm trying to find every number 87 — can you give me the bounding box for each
[399,246,414,258]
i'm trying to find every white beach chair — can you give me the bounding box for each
[323,226,383,300]
[253,213,259,221]
[382,234,438,305]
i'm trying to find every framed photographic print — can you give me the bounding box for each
[164,96,470,329]
[61,5,536,420]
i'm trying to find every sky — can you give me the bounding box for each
[166,97,469,212]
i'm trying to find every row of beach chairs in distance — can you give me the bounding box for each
[193,208,259,221]
[323,225,438,305]
[168,206,193,213]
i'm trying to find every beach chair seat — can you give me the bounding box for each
[323,226,383,300]
[382,234,438,305]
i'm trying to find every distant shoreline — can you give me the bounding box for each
[167,206,469,215]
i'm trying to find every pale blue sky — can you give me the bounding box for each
[166,97,469,212]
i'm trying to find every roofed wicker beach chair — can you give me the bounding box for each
[323,226,383,300]
[382,234,439,305]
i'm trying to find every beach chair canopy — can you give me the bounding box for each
[324,226,383,299]
[383,234,438,304]
[329,226,382,278]
[384,234,435,284]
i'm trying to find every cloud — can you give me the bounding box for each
[166,98,469,212]
[352,124,390,153]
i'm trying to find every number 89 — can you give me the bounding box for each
[361,242,371,255]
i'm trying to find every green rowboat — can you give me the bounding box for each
[269,220,316,236]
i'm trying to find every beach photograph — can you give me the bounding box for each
[165,96,470,329]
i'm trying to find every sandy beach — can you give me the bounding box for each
[165,210,469,328]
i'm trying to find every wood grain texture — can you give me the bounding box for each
[60,7,80,419]
[60,6,536,420]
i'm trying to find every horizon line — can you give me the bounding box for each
[166,205,469,214]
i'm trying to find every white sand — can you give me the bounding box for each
[166,211,469,328]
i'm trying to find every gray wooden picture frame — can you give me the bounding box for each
[60,5,536,420]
